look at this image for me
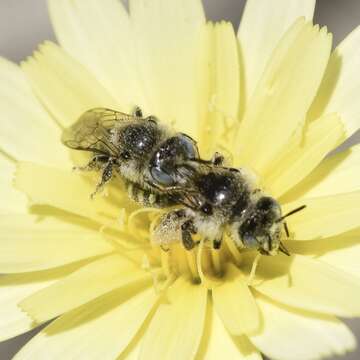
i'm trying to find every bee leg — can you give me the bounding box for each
[73,154,108,172]
[213,238,222,250]
[211,152,225,166]
[181,219,198,251]
[133,106,143,118]
[90,160,114,199]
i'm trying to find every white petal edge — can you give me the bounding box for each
[0,154,27,214]
[21,42,117,128]
[308,25,360,137]
[0,265,80,342]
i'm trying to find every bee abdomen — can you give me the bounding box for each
[126,182,175,208]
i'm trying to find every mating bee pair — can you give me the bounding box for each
[62,107,305,256]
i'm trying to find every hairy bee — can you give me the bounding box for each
[62,107,222,207]
[152,163,305,256]
[63,107,305,257]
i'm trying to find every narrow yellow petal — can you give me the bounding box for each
[283,191,360,240]
[140,277,207,360]
[197,301,261,360]
[197,21,240,156]
[48,0,147,113]
[264,113,345,198]
[21,42,117,127]
[250,295,355,360]
[282,145,360,202]
[15,287,158,360]
[235,20,332,175]
[0,57,69,166]
[238,0,315,102]
[287,228,360,279]
[0,267,77,342]
[0,155,27,214]
[129,0,205,137]
[14,162,120,225]
[0,214,113,273]
[247,253,360,317]
[19,254,151,323]
[308,25,360,136]
[212,264,260,335]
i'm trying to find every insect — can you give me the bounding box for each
[61,107,223,207]
[152,163,306,256]
[63,107,305,258]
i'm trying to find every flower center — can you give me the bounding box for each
[126,207,248,289]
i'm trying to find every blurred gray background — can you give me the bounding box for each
[0,0,359,359]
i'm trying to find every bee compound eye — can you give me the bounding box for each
[177,134,199,159]
[150,167,175,186]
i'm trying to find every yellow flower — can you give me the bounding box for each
[1,0,360,359]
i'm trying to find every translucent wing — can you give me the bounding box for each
[61,108,136,155]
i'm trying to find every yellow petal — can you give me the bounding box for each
[19,254,151,323]
[283,191,360,240]
[287,228,360,279]
[250,295,355,360]
[0,155,27,214]
[238,0,315,102]
[48,0,147,113]
[0,57,69,166]
[248,253,360,317]
[0,214,113,273]
[197,301,261,360]
[21,42,117,127]
[264,113,345,198]
[0,267,77,342]
[282,145,360,202]
[140,276,207,360]
[129,0,205,137]
[14,162,119,225]
[15,287,158,360]
[235,20,332,175]
[308,25,360,136]
[197,21,240,156]
[212,264,260,335]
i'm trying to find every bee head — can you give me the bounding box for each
[231,196,283,255]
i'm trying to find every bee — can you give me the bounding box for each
[152,163,306,256]
[61,107,223,207]
[63,107,305,258]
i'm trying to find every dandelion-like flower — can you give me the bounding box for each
[1,0,360,359]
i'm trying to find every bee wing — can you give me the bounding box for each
[61,108,136,156]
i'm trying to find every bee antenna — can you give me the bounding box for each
[276,205,306,223]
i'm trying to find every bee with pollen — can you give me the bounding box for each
[62,107,306,261]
